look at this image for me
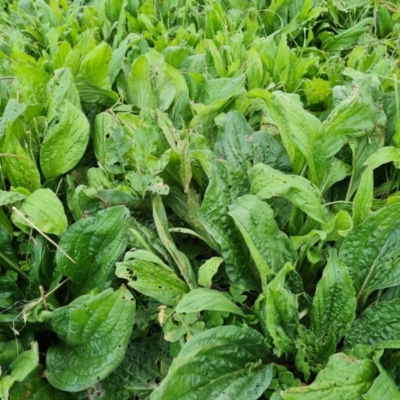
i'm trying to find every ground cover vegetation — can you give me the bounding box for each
[0,0,400,398]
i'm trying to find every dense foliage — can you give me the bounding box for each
[1,0,400,398]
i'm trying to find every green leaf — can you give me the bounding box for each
[323,85,377,157]
[199,161,258,290]
[345,300,400,350]
[339,203,400,303]
[0,99,26,139]
[228,195,297,287]
[175,288,245,316]
[198,257,223,288]
[310,250,356,344]
[363,361,400,400]
[46,286,136,392]
[153,196,197,290]
[127,55,157,109]
[364,146,400,170]
[40,99,90,179]
[352,166,373,226]
[115,259,189,306]
[0,190,26,207]
[214,110,291,173]
[56,206,129,296]
[0,344,39,399]
[12,189,67,235]
[1,124,41,192]
[282,353,378,399]
[150,326,272,400]
[264,263,299,356]
[9,365,70,400]
[251,163,326,223]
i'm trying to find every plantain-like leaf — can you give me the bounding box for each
[116,259,189,306]
[46,286,135,392]
[12,189,67,235]
[175,288,245,316]
[40,99,89,179]
[310,250,356,344]
[339,203,400,302]
[282,353,378,399]
[345,299,400,350]
[151,326,272,400]
[56,206,129,296]
[251,163,326,223]
[199,160,258,289]
[228,195,297,287]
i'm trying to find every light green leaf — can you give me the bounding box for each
[251,163,326,223]
[339,203,400,302]
[264,263,299,356]
[56,206,129,296]
[323,85,377,157]
[116,259,189,306]
[310,250,356,344]
[12,189,67,235]
[198,257,223,288]
[353,166,373,226]
[1,124,41,192]
[228,195,297,287]
[151,326,272,400]
[0,343,39,399]
[127,55,157,109]
[175,288,245,316]
[364,146,400,169]
[46,286,135,392]
[153,196,197,290]
[199,161,258,290]
[345,300,400,350]
[0,99,26,139]
[0,190,26,207]
[282,353,378,399]
[363,361,400,400]
[40,99,90,179]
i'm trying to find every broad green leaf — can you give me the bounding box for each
[127,55,157,109]
[198,257,223,288]
[116,259,189,306]
[310,250,356,344]
[46,286,135,392]
[47,68,81,122]
[228,195,297,287]
[251,90,325,185]
[40,99,90,179]
[9,365,70,400]
[153,196,197,290]
[12,61,50,105]
[151,326,272,400]
[12,189,67,235]
[56,206,129,296]
[1,124,41,192]
[199,161,258,290]
[363,361,400,400]
[345,300,400,350]
[364,146,400,169]
[339,203,400,302]
[282,353,378,399]
[0,226,21,276]
[264,263,299,356]
[0,344,39,399]
[214,110,292,173]
[0,190,26,206]
[0,275,23,309]
[353,166,373,225]
[323,85,377,157]
[0,99,26,139]
[175,288,245,316]
[251,163,326,223]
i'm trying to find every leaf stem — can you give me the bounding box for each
[0,252,29,282]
